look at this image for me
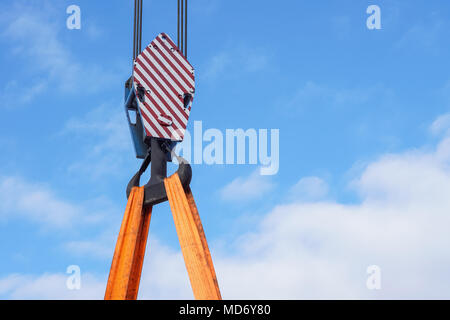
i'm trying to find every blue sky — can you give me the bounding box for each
[0,0,450,299]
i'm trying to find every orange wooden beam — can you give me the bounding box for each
[104,186,152,300]
[165,174,222,300]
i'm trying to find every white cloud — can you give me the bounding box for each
[0,177,81,228]
[202,52,232,79]
[213,137,450,299]
[220,169,275,202]
[138,239,193,300]
[287,81,394,111]
[213,123,450,299]
[0,273,105,300]
[0,237,191,300]
[61,103,134,180]
[62,224,121,260]
[4,116,450,299]
[0,176,108,229]
[202,47,269,80]
[430,113,450,136]
[396,17,448,53]
[288,176,329,202]
[63,103,130,153]
[64,240,113,260]
[0,1,119,108]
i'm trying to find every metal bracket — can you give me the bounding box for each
[126,140,192,208]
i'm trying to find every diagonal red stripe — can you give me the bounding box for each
[134,68,183,139]
[141,48,189,103]
[134,83,173,139]
[137,54,188,124]
[152,38,194,90]
[135,67,185,134]
[158,34,195,81]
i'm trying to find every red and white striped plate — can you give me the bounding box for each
[133,32,195,142]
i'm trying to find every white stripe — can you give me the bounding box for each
[141,49,195,110]
[141,117,159,138]
[142,112,182,141]
[139,51,185,98]
[146,45,194,93]
[168,126,184,141]
[135,65,188,130]
[137,55,190,121]
[139,102,173,140]
[133,74,172,140]
[135,65,187,135]
[171,127,186,141]
[134,72,182,141]
[150,41,195,89]
[157,34,195,78]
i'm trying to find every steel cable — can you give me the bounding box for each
[133,0,143,61]
[177,0,188,57]
[185,0,187,58]
[133,0,137,60]
[139,0,143,54]
[177,0,180,48]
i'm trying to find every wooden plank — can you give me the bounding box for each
[126,205,152,299]
[165,174,222,300]
[104,186,151,300]
[185,187,222,299]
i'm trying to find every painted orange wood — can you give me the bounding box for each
[104,187,151,300]
[165,174,222,300]
[185,187,222,299]
[126,205,152,299]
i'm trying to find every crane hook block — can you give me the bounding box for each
[128,32,195,148]
[126,160,192,208]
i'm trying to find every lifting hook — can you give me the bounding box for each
[126,139,192,207]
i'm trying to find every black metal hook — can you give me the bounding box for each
[126,140,192,208]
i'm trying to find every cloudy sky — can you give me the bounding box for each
[0,0,449,299]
